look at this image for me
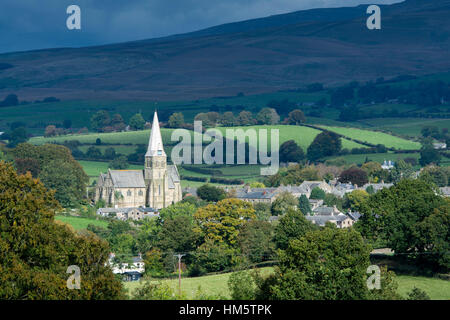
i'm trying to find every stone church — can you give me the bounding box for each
[95,111,182,209]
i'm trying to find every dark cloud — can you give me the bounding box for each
[0,0,402,53]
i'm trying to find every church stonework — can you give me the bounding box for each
[95,111,182,209]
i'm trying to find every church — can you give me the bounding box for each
[95,111,182,209]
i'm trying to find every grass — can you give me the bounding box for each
[123,267,450,300]
[359,118,450,138]
[124,267,274,299]
[214,125,365,151]
[318,125,421,150]
[323,152,420,166]
[396,275,450,300]
[54,215,109,230]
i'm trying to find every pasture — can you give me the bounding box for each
[318,125,421,150]
[123,267,450,300]
[54,215,109,231]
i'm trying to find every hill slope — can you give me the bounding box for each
[0,0,449,101]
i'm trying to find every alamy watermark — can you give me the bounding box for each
[170,121,279,175]
[66,265,81,290]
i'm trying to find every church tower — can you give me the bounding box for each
[145,111,168,209]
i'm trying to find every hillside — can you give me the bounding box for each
[0,0,449,101]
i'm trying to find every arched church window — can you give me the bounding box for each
[138,190,143,196]
[158,185,161,195]
[127,190,132,196]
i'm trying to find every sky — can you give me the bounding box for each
[0,0,403,53]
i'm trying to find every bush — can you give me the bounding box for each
[228,270,256,300]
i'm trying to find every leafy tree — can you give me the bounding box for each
[307,131,342,161]
[0,94,19,107]
[358,179,449,270]
[285,109,306,125]
[129,113,146,130]
[343,189,369,211]
[228,270,256,300]
[159,202,197,221]
[298,194,311,215]
[189,239,237,275]
[238,221,275,263]
[196,184,227,202]
[273,209,316,250]
[390,159,414,183]
[194,198,255,247]
[168,112,185,128]
[309,187,325,200]
[0,161,124,299]
[420,165,448,187]
[257,227,373,300]
[14,157,40,177]
[109,155,129,170]
[339,167,368,187]
[256,108,280,125]
[7,126,28,147]
[12,143,88,207]
[158,216,198,253]
[279,140,305,163]
[86,146,102,159]
[249,182,265,188]
[90,110,111,132]
[419,143,441,166]
[111,113,126,131]
[271,191,298,216]
[237,111,255,126]
[220,112,236,127]
[253,202,272,221]
[407,287,431,300]
[132,276,179,300]
[103,147,117,160]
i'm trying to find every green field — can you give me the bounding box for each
[54,215,109,230]
[324,152,421,166]
[214,125,365,151]
[124,267,274,299]
[318,126,421,150]
[123,267,450,300]
[396,275,450,300]
[359,118,450,138]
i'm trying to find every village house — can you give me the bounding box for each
[97,207,159,221]
[108,253,145,278]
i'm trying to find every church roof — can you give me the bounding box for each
[167,165,180,189]
[146,111,166,157]
[109,170,146,188]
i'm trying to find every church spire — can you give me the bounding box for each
[146,111,166,157]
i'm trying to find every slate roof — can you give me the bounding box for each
[306,213,349,226]
[146,111,166,157]
[235,188,278,199]
[167,165,180,189]
[109,170,146,188]
[440,187,450,197]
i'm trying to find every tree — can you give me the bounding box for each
[194,198,256,247]
[158,216,198,253]
[339,167,368,187]
[256,108,280,125]
[159,202,197,221]
[419,144,441,166]
[279,140,305,163]
[309,187,325,200]
[109,155,129,170]
[63,119,72,129]
[238,221,275,263]
[420,165,448,187]
[307,131,342,161]
[196,184,227,202]
[111,113,126,131]
[0,94,19,107]
[7,126,28,147]
[407,287,431,300]
[257,227,373,300]
[44,125,58,137]
[390,159,414,183]
[343,189,369,211]
[132,277,178,300]
[0,161,124,299]
[220,112,236,127]
[12,143,88,207]
[168,112,185,128]
[228,270,256,300]
[271,191,298,216]
[358,179,449,270]
[103,147,117,160]
[129,113,146,130]
[237,111,255,126]
[285,109,306,125]
[189,239,237,275]
[90,110,111,132]
[253,202,272,221]
[86,146,102,159]
[273,209,316,250]
[298,194,311,215]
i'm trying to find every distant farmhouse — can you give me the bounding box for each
[95,111,182,210]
